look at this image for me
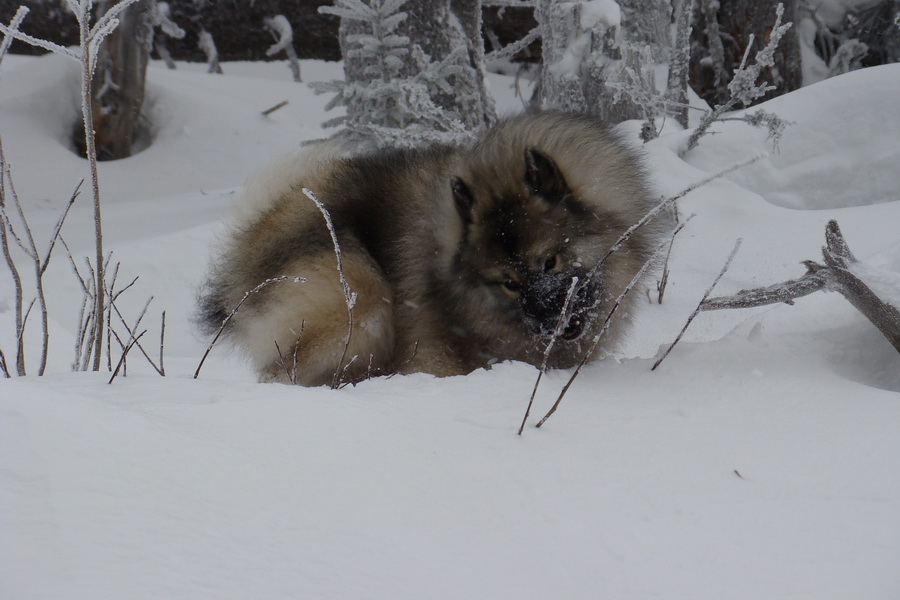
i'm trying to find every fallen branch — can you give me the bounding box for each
[699,220,900,353]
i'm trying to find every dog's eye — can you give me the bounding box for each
[502,279,521,293]
[543,255,557,272]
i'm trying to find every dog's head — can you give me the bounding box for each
[447,148,623,361]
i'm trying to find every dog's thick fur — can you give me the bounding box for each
[198,112,670,386]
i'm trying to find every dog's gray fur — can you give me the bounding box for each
[198,112,671,386]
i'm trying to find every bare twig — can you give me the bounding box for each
[657,213,694,304]
[0,138,25,375]
[159,311,166,376]
[652,238,743,371]
[261,100,289,117]
[535,236,673,429]
[301,187,357,389]
[194,275,306,379]
[273,320,303,385]
[0,349,9,378]
[518,276,579,435]
[108,329,146,384]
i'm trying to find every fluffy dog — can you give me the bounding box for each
[198,112,670,386]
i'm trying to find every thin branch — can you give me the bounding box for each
[535,236,674,429]
[518,276,579,435]
[159,311,166,377]
[108,329,146,384]
[0,6,29,66]
[301,187,357,389]
[193,275,306,379]
[652,238,743,371]
[0,349,9,378]
[261,100,289,117]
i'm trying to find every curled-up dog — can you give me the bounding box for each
[198,112,672,386]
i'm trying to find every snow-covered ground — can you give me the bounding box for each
[1,54,899,599]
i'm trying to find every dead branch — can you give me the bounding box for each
[193,275,306,379]
[700,220,900,353]
[301,187,357,389]
[653,238,743,371]
[108,329,146,384]
[261,100,289,117]
[0,349,9,378]
[535,235,674,430]
[518,276,579,435]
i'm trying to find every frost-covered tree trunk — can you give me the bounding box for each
[320,0,493,147]
[536,0,668,125]
[90,0,154,160]
[691,0,802,107]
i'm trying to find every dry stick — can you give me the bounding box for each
[159,311,166,377]
[193,275,306,379]
[261,100,289,117]
[109,295,164,376]
[656,214,693,304]
[0,349,9,378]
[108,329,146,384]
[518,276,580,436]
[582,154,765,294]
[535,236,674,429]
[273,320,304,384]
[0,139,25,375]
[652,238,743,371]
[699,220,900,354]
[301,188,357,389]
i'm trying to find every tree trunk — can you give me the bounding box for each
[90,0,153,160]
[536,0,669,124]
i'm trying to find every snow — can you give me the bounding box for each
[1,53,900,599]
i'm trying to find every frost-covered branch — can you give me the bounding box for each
[0,138,81,376]
[700,220,900,354]
[534,236,674,430]
[150,1,185,70]
[301,187,358,388]
[193,276,307,380]
[265,15,301,82]
[684,3,793,154]
[0,5,29,66]
[198,29,223,74]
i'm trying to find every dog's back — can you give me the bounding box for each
[198,141,460,386]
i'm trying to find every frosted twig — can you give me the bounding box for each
[159,311,166,376]
[0,6,29,66]
[535,236,673,429]
[0,138,25,375]
[264,15,301,82]
[0,349,9,379]
[301,187,358,389]
[657,214,695,304]
[108,329,146,384]
[652,238,743,371]
[193,275,306,379]
[198,30,223,74]
[684,3,792,154]
[486,27,539,62]
[518,276,579,435]
[274,320,304,385]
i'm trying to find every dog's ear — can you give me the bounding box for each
[451,176,475,224]
[524,148,572,203]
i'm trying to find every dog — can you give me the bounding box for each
[198,112,670,386]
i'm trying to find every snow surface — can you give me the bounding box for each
[1,55,899,599]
